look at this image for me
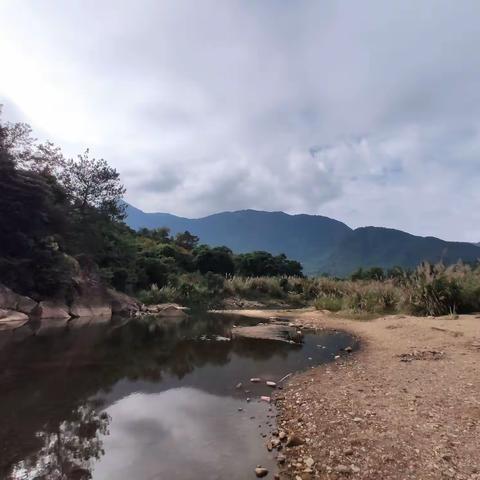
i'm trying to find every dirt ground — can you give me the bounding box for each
[227,308,480,480]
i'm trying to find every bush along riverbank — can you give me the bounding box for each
[313,262,480,317]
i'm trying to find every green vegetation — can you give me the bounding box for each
[314,262,480,316]
[2,108,479,315]
[125,205,480,277]
[0,107,302,306]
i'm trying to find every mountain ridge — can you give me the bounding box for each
[124,203,480,276]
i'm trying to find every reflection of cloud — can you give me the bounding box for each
[93,388,275,480]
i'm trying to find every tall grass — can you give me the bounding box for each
[314,262,480,316]
[137,262,480,316]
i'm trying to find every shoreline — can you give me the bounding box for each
[224,308,480,480]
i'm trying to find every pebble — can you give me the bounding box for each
[250,378,261,383]
[266,381,277,387]
[286,434,304,447]
[304,457,315,467]
[255,466,269,478]
[335,464,351,474]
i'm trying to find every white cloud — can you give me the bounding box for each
[1,0,479,240]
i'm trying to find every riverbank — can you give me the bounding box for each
[224,308,480,479]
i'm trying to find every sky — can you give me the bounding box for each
[1,0,479,241]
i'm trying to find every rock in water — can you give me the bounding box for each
[266,381,277,387]
[255,466,269,477]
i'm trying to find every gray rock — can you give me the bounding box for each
[0,309,29,330]
[0,284,37,314]
[304,457,315,467]
[335,465,351,474]
[33,301,71,320]
[255,467,269,477]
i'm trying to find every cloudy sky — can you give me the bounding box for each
[1,1,479,241]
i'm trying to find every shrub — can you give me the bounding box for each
[314,295,343,312]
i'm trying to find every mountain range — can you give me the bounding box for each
[125,203,480,276]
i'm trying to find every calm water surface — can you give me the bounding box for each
[0,313,356,480]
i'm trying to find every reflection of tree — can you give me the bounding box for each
[1,313,310,476]
[9,403,110,480]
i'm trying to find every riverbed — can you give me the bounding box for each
[0,313,356,479]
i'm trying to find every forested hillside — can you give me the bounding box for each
[125,205,480,276]
[0,108,302,307]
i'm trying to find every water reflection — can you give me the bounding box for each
[11,403,110,480]
[0,313,356,479]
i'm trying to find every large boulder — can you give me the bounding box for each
[68,256,112,318]
[144,303,188,318]
[0,284,37,314]
[69,301,112,318]
[0,309,29,330]
[32,301,71,320]
[107,288,140,317]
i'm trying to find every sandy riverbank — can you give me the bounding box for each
[224,308,480,480]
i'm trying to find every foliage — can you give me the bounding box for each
[0,107,305,302]
[235,251,303,277]
[313,261,480,316]
[60,149,126,221]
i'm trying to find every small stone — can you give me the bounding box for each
[260,396,271,403]
[255,467,269,478]
[345,346,353,353]
[286,435,304,447]
[353,417,362,423]
[271,438,281,447]
[335,355,340,359]
[250,378,261,383]
[279,431,287,441]
[304,457,315,467]
[344,448,353,455]
[277,453,286,464]
[236,382,243,389]
[335,465,351,474]
[351,465,360,473]
[266,381,277,387]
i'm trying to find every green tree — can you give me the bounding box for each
[194,245,235,275]
[174,231,199,251]
[61,149,126,221]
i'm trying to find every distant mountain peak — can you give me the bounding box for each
[124,203,479,276]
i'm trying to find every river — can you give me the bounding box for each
[0,312,356,479]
